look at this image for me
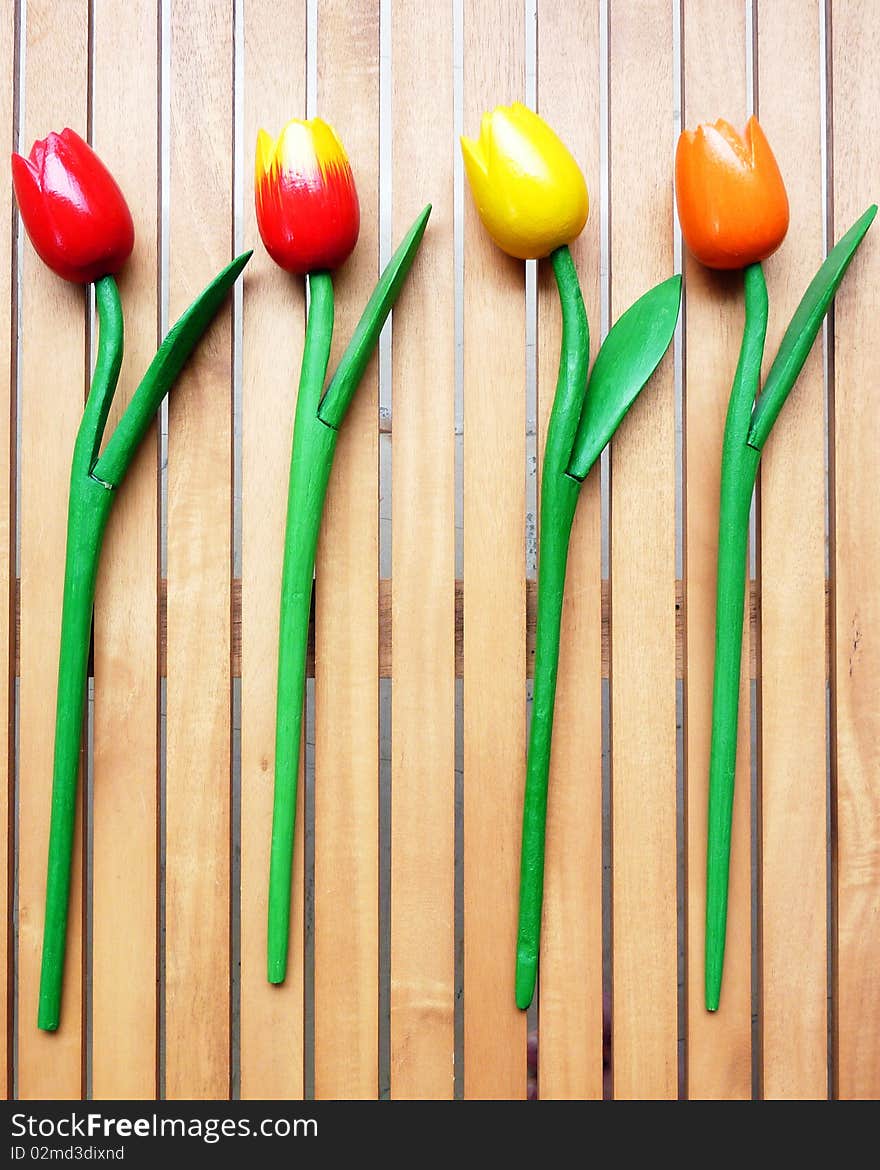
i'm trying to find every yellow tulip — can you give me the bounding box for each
[461,102,589,260]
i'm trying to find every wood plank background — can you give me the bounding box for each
[390,0,456,1100]
[240,0,306,1102]
[91,0,159,1101]
[3,0,878,1100]
[683,0,752,1100]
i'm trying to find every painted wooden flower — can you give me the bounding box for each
[11,128,134,284]
[461,102,681,1012]
[255,117,360,275]
[256,114,430,985]
[675,116,789,270]
[11,130,251,1032]
[461,102,588,260]
[675,114,875,1013]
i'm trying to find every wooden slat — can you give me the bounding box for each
[0,0,14,1101]
[608,0,678,1099]
[14,572,823,682]
[757,0,827,1100]
[681,0,751,1100]
[832,0,880,1101]
[313,0,380,1100]
[91,0,159,1100]
[239,0,306,1100]
[164,0,233,1099]
[8,0,878,1103]
[390,0,456,1100]
[462,0,528,1101]
[536,0,603,1101]
[17,0,88,1100]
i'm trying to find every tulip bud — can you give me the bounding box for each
[255,117,360,275]
[675,116,789,270]
[461,102,589,261]
[11,128,134,284]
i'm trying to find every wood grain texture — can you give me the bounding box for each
[91,0,159,1100]
[462,0,527,1101]
[11,572,828,683]
[6,0,879,1103]
[608,0,678,1100]
[239,0,306,1101]
[13,571,822,683]
[0,0,14,1101]
[164,0,233,1099]
[17,0,88,1100]
[390,0,456,1100]
[681,0,751,1100]
[535,0,603,1102]
[314,0,380,1101]
[831,0,880,1101]
[757,0,827,1100]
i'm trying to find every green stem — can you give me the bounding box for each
[268,272,337,984]
[39,255,249,1029]
[515,245,589,1011]
[705,262,767,1013]
[82,278,125,469]
[38,276,123,1031]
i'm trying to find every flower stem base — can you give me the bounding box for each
[705,262,767,1012]
[268,273,336,984]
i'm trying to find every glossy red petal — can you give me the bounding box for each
[255,124,360,274]
[11,150,75,279]
[12,128,134,282]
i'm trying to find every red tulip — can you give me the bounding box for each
[11,128,134,284]
[255,117,360,274]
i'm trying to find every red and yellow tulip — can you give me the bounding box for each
[675,116,789,270]
[12,128,134,284]
[255,117,360,275]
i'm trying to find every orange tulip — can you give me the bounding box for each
[675,115,789,270]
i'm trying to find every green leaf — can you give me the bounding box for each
[92,249,252,486]
[566,274,682,480]
[748,204,876,451]
[317,205,431,429]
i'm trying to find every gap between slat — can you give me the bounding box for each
[11,576,830,683]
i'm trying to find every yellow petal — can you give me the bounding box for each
[308,117,351,175]
[505,100,545,134]
[461,103,589,260]
[477,111,495,157]
[255,128,278,184]
[460,134,488,180]
[461,134,495,219]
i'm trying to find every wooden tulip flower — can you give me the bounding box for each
[257,117,430,983]
[12,128,135,282]
[256,118,360,274]
[12,128,251,1030]
[463,103,682,1010]
[676,115,876,1011]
